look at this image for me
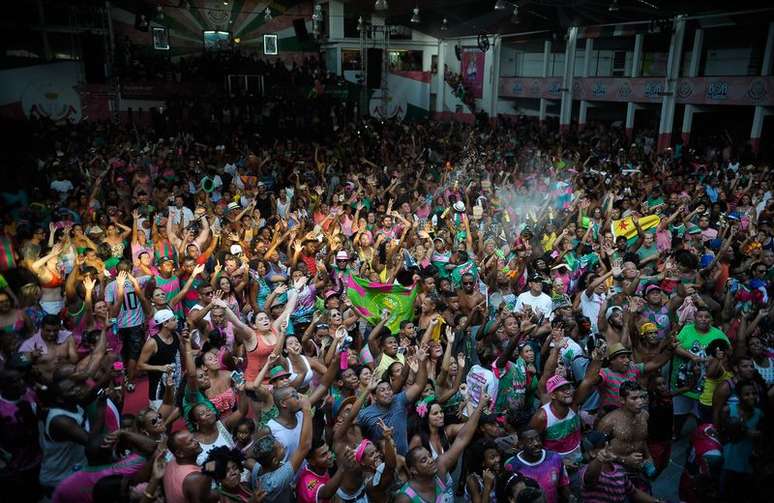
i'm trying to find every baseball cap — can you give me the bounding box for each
[336,250,349,261]
[153,309,175,325]
[453,201,466,212]
[230,244,243,255]
[644,284,662,295]
[528,273,544,283]
[546,375,572,394]
[226,201,240,213]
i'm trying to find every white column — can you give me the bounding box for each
[626,33,644,139]
[578,38,593,129]
[559,26,578,132]
[752,21,774,154]
[681,28,703,145]
[487,35,502,119]
[328,1,344,40]
[436,41,446,114]
[539,40,551,122]
[657,16,686,152]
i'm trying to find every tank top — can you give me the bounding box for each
[396,473,454,503]
[147,333,180,401]
[196,420,236,465]
[163,459,201,503]
[245,330,277,383]
[540,402,581,460]
[699,369,733,406]
[288,355,313,388]
[39,406,90,488]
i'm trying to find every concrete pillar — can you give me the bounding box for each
[539,40,551,123]
[559,26,578,132]
[578,38,593,129]
[681,28,703,145]
[36,0,52,60]
[657,16,686,153]
[328,1,344,40]
[751,21,774,153]
[625,33,644,139]
[436,41,446,114]
[488,35,502,119]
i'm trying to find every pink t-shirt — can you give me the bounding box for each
[52,453,145,503]
[296,465,331,503]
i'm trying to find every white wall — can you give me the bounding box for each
[704,48,753,76]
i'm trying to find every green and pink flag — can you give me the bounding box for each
[346,275,418,333]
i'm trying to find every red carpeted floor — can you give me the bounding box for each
[122,376,151,415]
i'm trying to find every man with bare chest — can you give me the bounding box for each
[20,314,78,381]
[597,381,658,481]
[456,272,485,317]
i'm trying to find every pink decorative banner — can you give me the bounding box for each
[500,76,774,106]
[462,51,485,99]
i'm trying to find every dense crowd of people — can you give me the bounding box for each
[0,88,773,503]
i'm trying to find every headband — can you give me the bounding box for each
[354,439,372,464]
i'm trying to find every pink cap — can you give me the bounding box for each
[546,375,572,394]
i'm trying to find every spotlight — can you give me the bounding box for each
[494,0,509,10]
[357,15,365,32]
[264,7,272,21]
[411,7,420,24]
[156,5,164,21]
[608,0,620,12]
[440,18,448,31]
[375,0,388,12]
[513,5,519,16]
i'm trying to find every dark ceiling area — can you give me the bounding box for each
[344,0,772,38]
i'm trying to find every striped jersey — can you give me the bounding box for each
[579,463,635,502]
[598,363,644,409]
[541,402,581,460]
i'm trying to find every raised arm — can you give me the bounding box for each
[437,393,490,477]
[404,344,429,403]
[288,397,314,472]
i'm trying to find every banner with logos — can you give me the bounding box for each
[500,76,773,107]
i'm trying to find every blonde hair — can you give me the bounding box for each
[18,283,41,308]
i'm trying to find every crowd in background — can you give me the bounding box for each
[0,96,773,503]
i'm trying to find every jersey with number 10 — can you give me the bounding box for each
[104,275,151,329]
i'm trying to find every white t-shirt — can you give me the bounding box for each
[267,411,303,463]
[465,364,497,414]
[579,290,605,335]
[168,206,194,227]
[514,291,553,319]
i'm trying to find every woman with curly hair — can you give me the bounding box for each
[201,446,262,502]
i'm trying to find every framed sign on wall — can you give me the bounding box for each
[263,34,278,55]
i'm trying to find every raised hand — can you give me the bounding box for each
[416,344,429,362]
[445,326,455,344]
[292,275,308,290]
[377,418,394,439]
[192,263,206,277]
[456,352,466,370]
[611,258,623,277]
[83,276,96,292]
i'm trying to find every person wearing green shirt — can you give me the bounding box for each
[670,306,729,427]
